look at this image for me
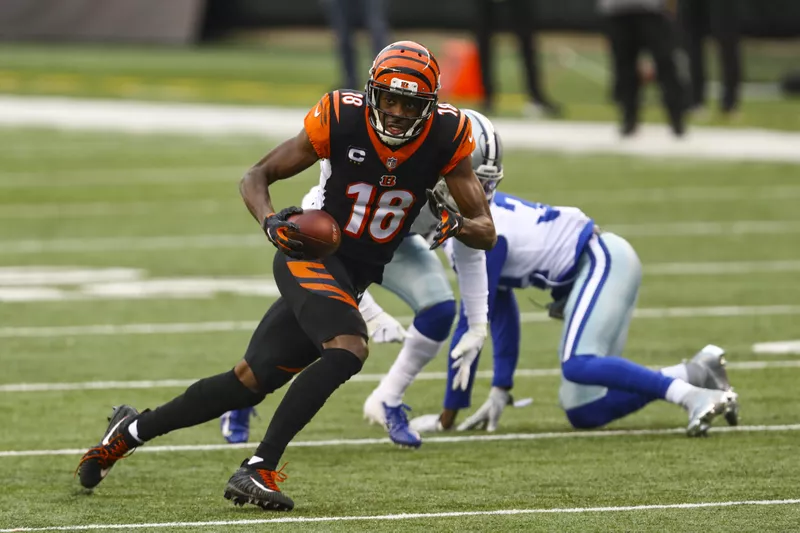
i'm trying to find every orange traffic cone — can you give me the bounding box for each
[439,39,485,102]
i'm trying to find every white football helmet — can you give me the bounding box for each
[433,108,504,208]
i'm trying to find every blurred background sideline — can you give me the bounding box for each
[0,0,797,131]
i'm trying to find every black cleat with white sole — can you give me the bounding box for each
[77,405,140,489]
[224,460,294,511]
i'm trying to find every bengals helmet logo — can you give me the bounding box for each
[379,175,397,187]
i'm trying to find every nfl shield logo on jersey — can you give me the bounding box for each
[386,157,397,170]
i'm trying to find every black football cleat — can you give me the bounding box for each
[76,405,140,489]
[224,460,294,511]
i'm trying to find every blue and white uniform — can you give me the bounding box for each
[443,192,677,429]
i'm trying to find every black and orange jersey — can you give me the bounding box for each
[303,89,474,284]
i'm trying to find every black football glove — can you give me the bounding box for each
[262,206,305,259]
[426,188,464,250]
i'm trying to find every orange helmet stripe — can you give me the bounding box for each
[380,41,440,72]
[373,62,436,92]
[371,42,440,93]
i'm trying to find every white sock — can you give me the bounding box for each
[127,419,144,444]
[660,363,689,382]
[374,324,444,407]
[247,455,264,465]
[664,379,696,408]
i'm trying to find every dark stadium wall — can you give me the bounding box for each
[201,0,800,39]
[0,0,207,44]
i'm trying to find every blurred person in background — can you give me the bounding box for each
[322,0,390,90]
[474,0,562,118]
[598,0,687,137]
[677,0,742,118]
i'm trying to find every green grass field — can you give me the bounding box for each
[0,124,799,531]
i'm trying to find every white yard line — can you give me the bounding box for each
[752,340,800,355]
[2,96,800,163]
[1,221,799,254]
[2,499,800,532]
[0,261,796,303]
[0,166,242,189]
[0,200,233,219]
[645,260,800,275]
[0,234,264,254]
[0,360,797,393]
[2,424,799,459]
[610,220,800,237]
[1,304,799,339]
[563,185,800,205]
[0,320,260,338]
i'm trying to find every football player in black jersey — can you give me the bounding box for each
[76,41,496,511]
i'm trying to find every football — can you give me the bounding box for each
[286,209,341,259]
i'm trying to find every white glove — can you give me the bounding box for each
[366,311,408,344]
[457,387,511,432]
[450,324,487,391]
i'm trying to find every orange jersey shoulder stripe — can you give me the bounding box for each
[303,93,332,159]
[453,111,468,142]
[332,90,341,123]
[441,113,475,176]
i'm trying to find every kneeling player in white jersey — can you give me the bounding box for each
[221,109,499,448]
[410,188,739,436]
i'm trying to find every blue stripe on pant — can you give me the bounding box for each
[558,233,674,428]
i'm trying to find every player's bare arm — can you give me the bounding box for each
[239,128,319,226]
[443,156,497,250]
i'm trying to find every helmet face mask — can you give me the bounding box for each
[366,41,440,146]
[368,86,435,144]
[474,163,503,202]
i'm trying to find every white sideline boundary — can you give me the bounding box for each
[2,499,800,532]
[1,304,799,339]
[1,359,798,394]
[2,424,799,458]
[2,96,800,163]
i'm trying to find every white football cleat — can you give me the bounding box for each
[685,388,739,437]
[363,391,386,426]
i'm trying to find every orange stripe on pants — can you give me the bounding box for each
[287,261,333,280]
[299,282,358,309]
